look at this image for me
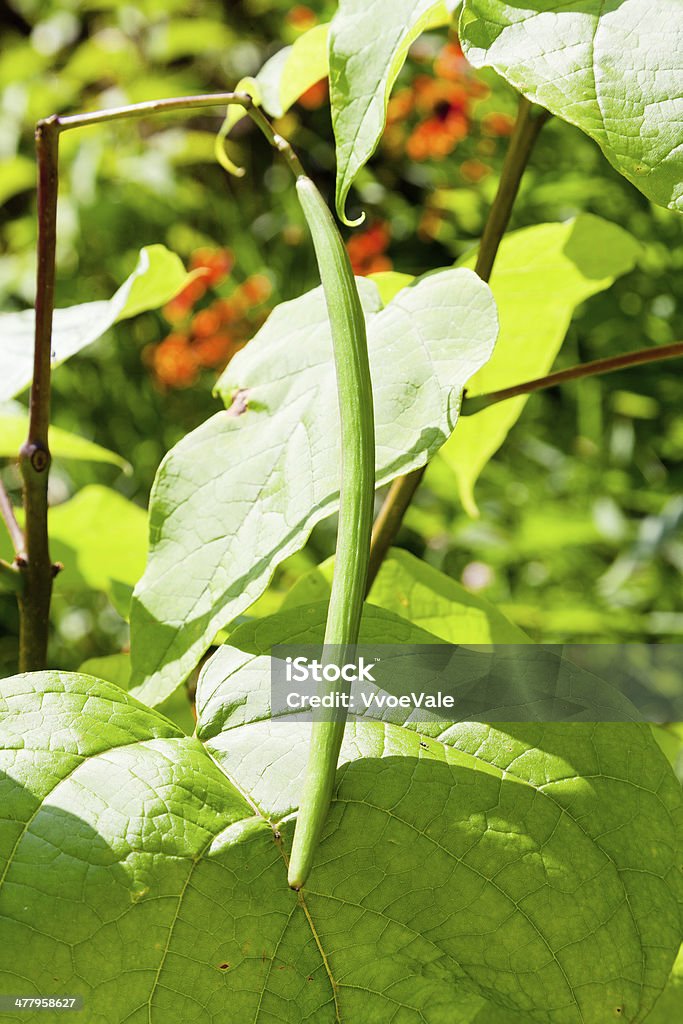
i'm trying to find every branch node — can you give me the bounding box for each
[21,443,51,473]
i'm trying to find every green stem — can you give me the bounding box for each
[365,95,549,591]
[287,177,375,890]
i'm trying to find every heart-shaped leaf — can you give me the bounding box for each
[459,0,683,211]
[1,666,679,1023]
[329,0,456,222]
[129,269,497,705]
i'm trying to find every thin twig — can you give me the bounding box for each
[247,104,306,178]
[55,91,256,133]
[0,479,25,558]
[462,341,683,415]
[366,96,549,590]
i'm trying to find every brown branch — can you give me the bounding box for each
[367,96,549,590]
[462,341,683,415]
[15,92,299,672]
[18,116,59,671]
[474,97,549,282]
[0,479,25,558]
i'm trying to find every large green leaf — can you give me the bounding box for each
[0,244,191,401]
[2,668,679,1022]
[459,0,683,212]
[78,653,196,735]
[283,546,530,642]
[329,0,456,223]
[129,269,498,705]
[0,414,129,470]
[643,946,683,1023]
[441,214,640,515]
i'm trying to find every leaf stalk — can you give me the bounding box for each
[366,95,549,589]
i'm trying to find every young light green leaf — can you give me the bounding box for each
[0,485,147,604]
[367,269,415,305]
[2,669,679,1023]
[0,244,192,401]
[214,77,260,176]
[459,0,683,211]
[216,26,329,174]
[49,486,147,598]
[258,23,329,117]
[129,269,498,706]
[0,414,129,470]
[330,0,455,223]
[442,214,641,515]
[0,154,35,206]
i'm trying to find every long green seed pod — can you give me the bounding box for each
[287,175,375,890]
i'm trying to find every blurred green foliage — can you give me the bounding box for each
[1,0,682,676]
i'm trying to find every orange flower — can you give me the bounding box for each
[347,222,392,275]
[387,88,415,125]
[286,5,317,31]
[194,333,236,369]
[461,158,491,182]
[151,334,199,388]
[299,78,328,110]
[189,247,233,286]
[412,77,468,117]
[191,307,223,338]
[406,109,468,160]
[163,277,208,322]
[482,111,515,137]
[241,273,272,304]
[212,298,238,324]
[434,41,466,82]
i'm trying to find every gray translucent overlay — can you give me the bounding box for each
[270,644,683,723]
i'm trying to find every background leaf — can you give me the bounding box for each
[0,414,129,469]
[440,214,641,514]
[283,546,530,642]
[129,269,497,705]
[0,486,147,614]
[0,244,192,401]
[459,0,683,211]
